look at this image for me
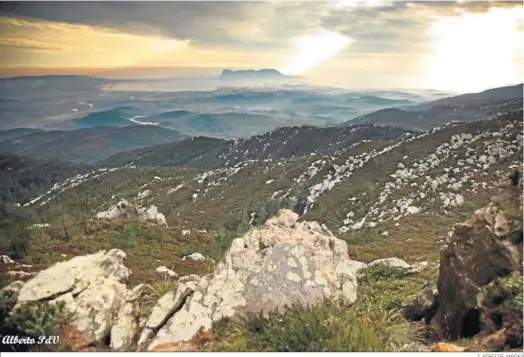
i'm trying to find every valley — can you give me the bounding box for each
[0,82,522,353]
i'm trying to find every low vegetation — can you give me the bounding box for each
[207,302,422,352]
[0,110,521,352]
[137,276,179,319]
[0,290,74,352]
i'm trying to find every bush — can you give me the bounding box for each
[136,276,178,318]
[210,303,422,352]
[354,262,438,315]
[484,274,524,309]
[0,220,31,260]
[358,264,407,284]
[110,223,139,249]
[0,291,75,352]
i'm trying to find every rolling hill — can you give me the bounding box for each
[342,84,523,130]
[0,108,521,353]
[0,126,187,163]
[0,153,92,207]
[102,124,410,169]
[419,83,523,108]
[74,107,145,128]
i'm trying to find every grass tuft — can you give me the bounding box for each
[208,302,423,352]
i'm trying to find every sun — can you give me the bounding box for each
[279,29,353,76]
[421,6,524,92]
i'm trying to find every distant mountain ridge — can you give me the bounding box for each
[0,128,43,141]
[219,69,287,79]
[341,84,523,130]
[419,83,523,108]
[0,74,109,82]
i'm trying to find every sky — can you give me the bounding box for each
[0,1,523,91]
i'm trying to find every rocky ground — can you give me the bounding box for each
[0,110,522,352]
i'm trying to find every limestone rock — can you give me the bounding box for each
[265,209,299,227]
[368,257,411,271]
[1,280,25,294]
[138,205,167,227]
[110,286,142,351]
[155,266,178,278]
[57,279,130,345]
[145,209,365,350]
[6,271,34,278]
[61,324,93,351]
[433,203,522,340]
[182,253,205,261]
[0,255,14,264]
[409,261,429,274]
[96,200,167,226]
[138,275,201,347]
[17,249,130,303]
[15,249,137,349]
[96,200,134,220]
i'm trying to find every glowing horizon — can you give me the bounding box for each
[0,1,522,91]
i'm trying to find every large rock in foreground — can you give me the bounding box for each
[142,209,366,350]
[434,202,521,340]
[15,249,139,350]
[404,199,523,347]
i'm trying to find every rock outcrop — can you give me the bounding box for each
[404,200,523,348]
[96,199,167,226]
[140,209,366,350]
[182,253,205,261]
[155,266,178,278]
[402,276,438,321]
[434,202,521,340]
[0,254,14,264]
[368,257,411,270]
[14,249,139,351]
[1,280,25,294]
[367,257,428,275]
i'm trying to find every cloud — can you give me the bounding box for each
[280,29,353,75]
[0,15,189,68]
[0,37,65,51]
[0,0,522,90]
[0,1,521,54]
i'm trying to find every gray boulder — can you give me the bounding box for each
[15,249,138,350]
[96,200,167,226]
[368,257,411,270]
[142,209,366,350]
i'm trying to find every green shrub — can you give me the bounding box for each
[507,214,523,244]
[354,263,438,315]
[0,220,31,260]
[358,264,408,284]
[179,240,204,258]
[0,291,75,352]
[203,229,238,261]
[110,223,140,249]
[210,303,422,352]
[146,228,167,242]
[512,229,523,244]
[484,274,524,309]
